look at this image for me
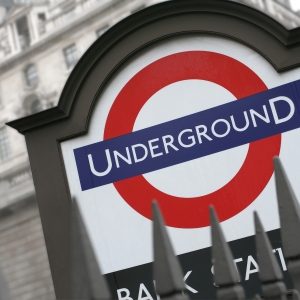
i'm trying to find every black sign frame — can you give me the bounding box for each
[7,0,300,298]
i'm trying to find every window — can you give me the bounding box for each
[64,3,76,19]
[30,99,42,114]
[63,44,78,69]
[275,0,290,8]
[37,13,46,36]
[23,93,42,116]
[16,16,31,50]
[96,25,109,37]
[0,127,10,161]
[131,4,146,14]
[47,102,55,109]
[24,64,38,87]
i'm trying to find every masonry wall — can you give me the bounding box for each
[0,201,55,300]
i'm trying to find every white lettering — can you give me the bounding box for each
[211,265,219,287]
[117,288,133,300]
[162,135,179,154]
[245,255,259,280]
[230,112,249,132]
[250,105,270,127]
[132,144,148,163]
[178,129,196,148]
[211,119,231,138]
[183,271,198,293]
[88,150,112,176]
[269,96,295,124]
[275,248,287,271]
[153,280,160,300]
[114,147,132,168]
[195,125,213,143]
[138,283,154,300]
[148,138,163,158]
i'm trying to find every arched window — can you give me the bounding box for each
[30,99,42,114]
[24,64,38,87]
[63,44,78,69]
[23,94,42,116]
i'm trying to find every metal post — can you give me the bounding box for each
[71,198,111,300]
[152,201,189,300]
[254,211,286,300]
[210,206,245,300]
[273,157,300,293]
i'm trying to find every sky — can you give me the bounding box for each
[290,0,300,11]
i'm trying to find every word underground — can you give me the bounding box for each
[74,80,300,191]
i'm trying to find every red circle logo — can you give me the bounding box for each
[104,51,281,228]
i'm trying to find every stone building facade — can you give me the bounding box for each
[0,0,298,299]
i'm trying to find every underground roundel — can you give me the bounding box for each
[73,51,300,228]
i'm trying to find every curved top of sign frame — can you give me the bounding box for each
[7,0,300,134]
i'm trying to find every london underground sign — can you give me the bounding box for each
[62,35,300,296]
[7,1,300,299]
[74,50,300,228]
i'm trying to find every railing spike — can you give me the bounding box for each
[254,211,286,300]
[210,206,245,299]
[273,157,300,258]
[210,206,239,285]
[152,201,189,300]
[273,157,300,293]
[71,197,111,300]
[294,290,300,300]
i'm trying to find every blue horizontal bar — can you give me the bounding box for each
[74,80,300,191]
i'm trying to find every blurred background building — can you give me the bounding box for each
[0,0,298,299]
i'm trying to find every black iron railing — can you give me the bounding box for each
[69,156,300,299]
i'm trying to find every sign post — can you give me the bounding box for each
[7,0,300,298]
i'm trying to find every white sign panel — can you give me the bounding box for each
[61,35,300,278]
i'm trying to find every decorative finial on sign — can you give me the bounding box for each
[254,211,286,300]
[274,157,300,293]
[152,201,189,300]
[71,198,111,300]
[210,206,245,300]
